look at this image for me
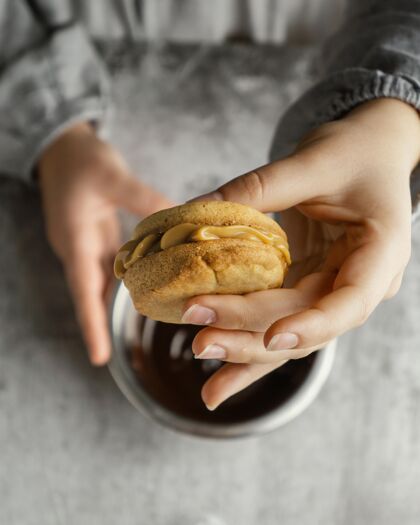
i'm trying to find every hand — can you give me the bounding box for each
[39,122,172,365]
[184,98,420,409]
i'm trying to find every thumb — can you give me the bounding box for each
[115,174,174,217]
[194,155,321,212]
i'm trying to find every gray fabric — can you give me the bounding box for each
[0,0,419,215]
[270,0,420,214]
[0,0,109,182]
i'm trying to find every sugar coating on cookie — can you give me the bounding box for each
[115,201,291,323]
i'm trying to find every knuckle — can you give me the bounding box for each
[237,347,253,364]
[234,312,249,331]
[223,170,267,204]
[230,301,252,331]
[309,306,335,341]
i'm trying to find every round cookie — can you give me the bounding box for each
[115,201,290,323]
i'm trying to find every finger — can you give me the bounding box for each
[182,271,334,331]
[65,252,112,366]
[264,239,398,356]
[114,175,174,217]
[201,361,287,411]
[193,329,270,364]
[191,154,329,212]
[192,326,325,364]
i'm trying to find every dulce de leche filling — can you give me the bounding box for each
[114,223,290,279]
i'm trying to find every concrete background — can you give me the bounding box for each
[0,43,419,525]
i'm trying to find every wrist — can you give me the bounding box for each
[38,121,95,177]
[346,98,420,171]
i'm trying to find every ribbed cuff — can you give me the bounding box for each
[269,68,420,217]
[271,69,420,157]
[309,70,419,124]
[0,23,111,183]
[21,97,109,183]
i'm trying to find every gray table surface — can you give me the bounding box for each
[1,43,419,525]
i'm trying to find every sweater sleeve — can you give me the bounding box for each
[0,0,110,182]
[269,0,420,215]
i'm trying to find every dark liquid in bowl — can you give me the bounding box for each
[129,319,316,424]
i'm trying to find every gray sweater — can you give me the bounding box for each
[0,0,419,212]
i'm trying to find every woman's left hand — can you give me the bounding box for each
[39,122,172,365]
[182,98,420,410]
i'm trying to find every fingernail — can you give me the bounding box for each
[182,304,216,325]
[187,192,223,203]
[267,332,299,351]
[203,395,219,411]
[195,344,226,360]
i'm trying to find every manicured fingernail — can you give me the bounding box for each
[195,344,226,360]
[182,304,216,325]
[267,332,299,351]
[205,404,217,411]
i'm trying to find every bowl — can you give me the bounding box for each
[109,282,336,438]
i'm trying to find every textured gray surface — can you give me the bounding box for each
[1,44,420,525]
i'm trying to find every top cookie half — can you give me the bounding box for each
[132,200,285,240]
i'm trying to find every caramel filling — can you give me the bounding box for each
[114,223,290,279]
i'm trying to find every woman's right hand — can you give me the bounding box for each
[38,122,172,365]
[186,98,419,410]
